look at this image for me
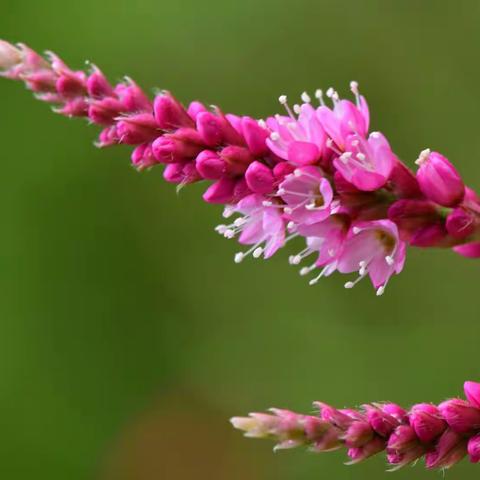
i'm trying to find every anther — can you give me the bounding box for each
[258,119,267,128]
[234,253,244,263]
[385,255,395,266]
[270,132,280,141]
[350,81,359,95]
[415,148,431,166]
[301,92,311,103]
[315,89,325,106]
[376,286,385,296]
[253,247,264,258]
[293,104,301,115]
[279,95,288,104]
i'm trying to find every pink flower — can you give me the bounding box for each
[215,194,286,261]
[415,149,465,207]
[316,82,370,150]
[333,131,396,191]
[338,219,406,295]
[266,97,326,166]
[277,166,334,225]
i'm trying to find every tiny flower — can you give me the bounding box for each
[346,436,385,464]
[244,161,275,194]
[415,149,465,207]
[333,132,396,191]
[216,194,285,260]
[446,208,476,239]
[338,219,406,295]
[266,102,326,165]
[425,429,467,469]
[316,82,370,150]
[278,166,334,225]
[153,92,194,130]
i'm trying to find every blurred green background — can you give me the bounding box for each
[1,0,480,478]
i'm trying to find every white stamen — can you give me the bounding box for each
[300,264,316,276]
[215,224,227,234]
[385,255,395,266]
[234,217,246,227]
[262,200,273,207]
[315,89,325,106]
[270,132,280,141]
[352,227,362,234]
[223,207,234,218]
[277,188,285,195]
[253,247,264,258]
[350,81,359,95]
[293,104,301,115]
[415,148,431,166]
[234,252,244,263]
[351,139,359,147]
[293,169,302,177]
[278,95,288,104]
[284,207,293,214]
[290,255,302,265]
[376,286,385,296]
[370,131,381,139]
[301,92,311,103]
[258,119,267,128]
[224,229,235,239]
[356,153,366,161]
[287,221,296,231]
[326,87,335,98]
[340,152,352,164]
[344,281,355,289]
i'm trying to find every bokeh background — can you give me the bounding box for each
[1,1,480,478]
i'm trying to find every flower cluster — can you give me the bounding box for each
[2,40,480,294]
[231,381,480,470]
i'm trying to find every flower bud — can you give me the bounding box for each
[0,40,22,71]
[115,80,151,112]
[245,161,275,194]
[195,150,226,180]
[55,72,86,98]
[468,433,480,463]
[116,113,159,144]
[388,200,439,240]
[152,133,203,163]
[220,146,254,175]
[346,436,385,464]
[464,381,480,408]
[409,403,446,443]
[203,177,236,204]
[86,67,114,98]
[446,208,475,239]
[187,101,208,121]
[387,425,418,453]
[153,92,193,130]
[453,241,480,258]
[241,117,269,156]
[438,398,480,434]
[364,405,398,437]
[425,429,467,469]
[415,150,465,207]
[131,144,157,170]
[343,421,374,448]
[410,223,451,248]
[163,162,185,183]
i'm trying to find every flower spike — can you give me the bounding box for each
[231,381,480,470]
[2,39,480,295]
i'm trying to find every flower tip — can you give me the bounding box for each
[0,40,22,71]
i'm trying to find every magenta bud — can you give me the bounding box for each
[303,416,330,442]
[86,68,114,98]
[347,436,385,464]
[96,126,119,148]
[241,117,269,156]
[409,403,446,443]
[187,101,208,121]
[88,97,125,125]
[232,178,253,202]
[181,162,201,184]
[131,144,157,170]
[245,161,275,194]
[309,425,342,452]
[388,161,421,198]
[381,403,407,423]
[153,92,193,130]
[220,146,254,175]
[55,98,88,117]
[453,241,480,258]
[23,70,57,92]
[152,134,203,164]
[364,405,398,437]
[425,429,467,469]
[115,81,151,112]
[273,161,295,181]
[163,162,185,183]
[195,150,226,180]
[464,381,480,408]
[203,177,236,204]
[196,111,225,147]
[438,398,480,434]
[316,402,354,430]
[116,113,159,144]
[446,208,475,239]
[415,150,465,207]
[410,223,451,248]
[55,72,86,98]
[387,425,418,453]
[344,421,374,448]
[468,433,480,463]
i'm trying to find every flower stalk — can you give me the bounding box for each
[231,381,480,470]
[2,40,480,294]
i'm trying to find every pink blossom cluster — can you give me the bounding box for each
[231,381,480,470]
[2,40,480,294]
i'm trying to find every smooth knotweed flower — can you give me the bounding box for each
[2,40,480,294]
[231,381,480,471]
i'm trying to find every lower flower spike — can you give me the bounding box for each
[231,381,480,470]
